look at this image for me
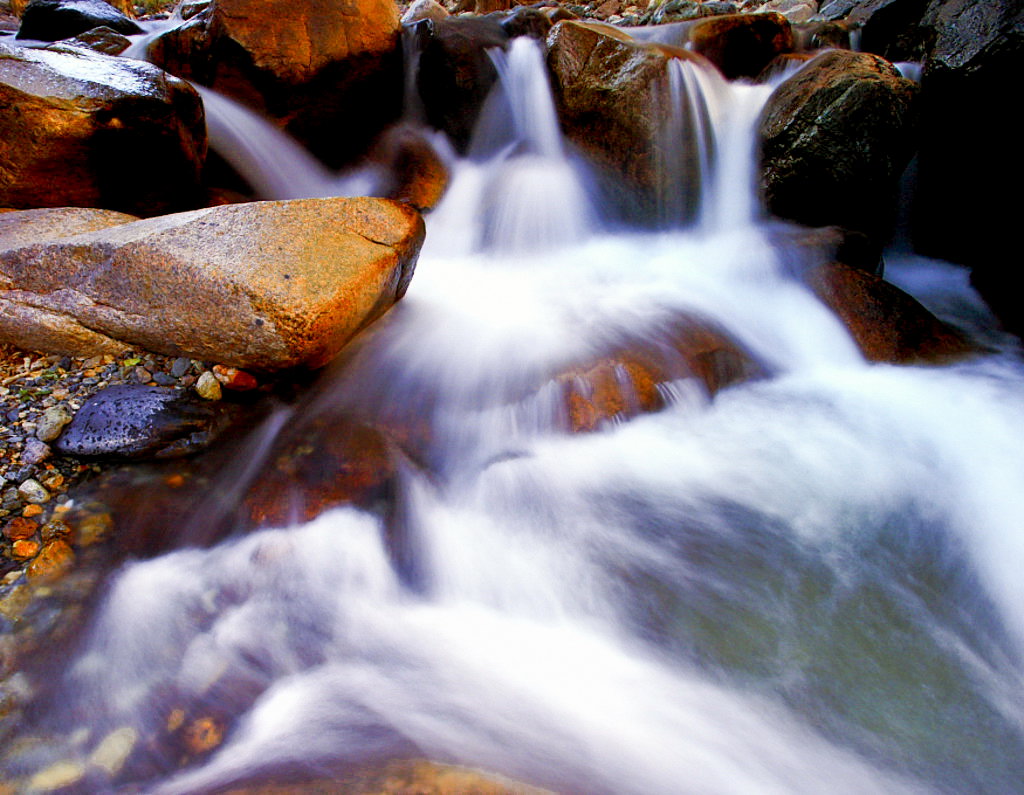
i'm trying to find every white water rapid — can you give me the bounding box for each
[31,37,1024,794]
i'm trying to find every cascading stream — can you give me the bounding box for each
[22,33,1024,795]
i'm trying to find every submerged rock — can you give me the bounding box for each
[149,0,404,167]
[0,42,206,216]
[53,385,237,459]
[0,197,425,370]
[758,50,917,243]
[16,0,139,42]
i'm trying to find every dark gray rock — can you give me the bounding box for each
[758,50,917,242]
[17,0,141,42]
[54,385,237,460]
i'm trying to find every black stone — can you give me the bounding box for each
[54,385,238,460]
[17,0,142,42]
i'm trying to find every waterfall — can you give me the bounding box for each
[12,27,1024,795]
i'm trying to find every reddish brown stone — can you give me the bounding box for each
[212,364,259,391]
[689,12,795,80]
[807,262,974,364]
[26,539,74,580]
[2,516,37,541]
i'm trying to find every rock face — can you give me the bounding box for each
[16,0,140,42]
[0,207,137,248]
[688,12,794,79]
[148,0,403,167]
[758,50,917,242]
[0,197,426,371]
[414,16,509,152]
[547,20,713,222]
[0,42,206,216]
[807,262,973,364]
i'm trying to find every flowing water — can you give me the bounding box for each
[17,36,1024,793]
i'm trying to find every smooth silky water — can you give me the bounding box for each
[30,38,1024,793]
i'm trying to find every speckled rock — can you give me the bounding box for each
[0,197,425,370]
[53,385,237,459]
[0,208,138,250]
[35,405,73,442]
[0,42,206,216]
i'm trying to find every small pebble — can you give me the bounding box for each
[171,357,192,378]
[134,367,152,384]
[195,372,222,401]
[17,479,50,504]
[12,539,40,559]
[22,438,51,465]
[2,517,37,541]
[22,504,43,518]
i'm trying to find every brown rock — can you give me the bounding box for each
[414,16,509,152]
[552,315,760,432]
[0,197,425,371]
[689,12,794,79]
[26,538,74,580]
[372,124,450,212]
[759,49,917,242]
[243,418,396,527]
[546,21,713,222]
[149,0,403,167]
[212,364,258,391]
[11,538,40,558]
[807,262,974,364]
[2,516,37,540]
[0,42,206,216]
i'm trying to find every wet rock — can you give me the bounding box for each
[414,16,509,152]
[401,0,448,24]
[149,0,403,167]
[64,24,131,55]
[211,364,257,391]
[89,726,136,776]
[2,516,36,540]
[16,0,140,42]
[243,417,396,527]
[807,262,974,364]
[688,12,794,80]
[0,197,425,370]
[11,537,39,558]
[0,42,206,216]
[758,50,917,243]
[35,405,72,442]
[372,123,450,212]
[500,6,552,39]
[194,371,222,401]
[547,20,713,222]
[21,437,50,465]
[16,478,48,503]
[552,315,760,432]
[53,385,237,460]
[25,538,73,580]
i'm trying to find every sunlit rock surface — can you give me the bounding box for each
[0,197,425,370]
[0,41,206,215]
[149,0,404,166]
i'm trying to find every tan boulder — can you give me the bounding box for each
[0,197,425,371]
[0,207,137,249]
[149,0,403,167]
[0,42,206,216]
[546,20,712,222]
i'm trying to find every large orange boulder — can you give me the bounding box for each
[0,197,425,370]
[148,0,404,167]
[0,41,206,216]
